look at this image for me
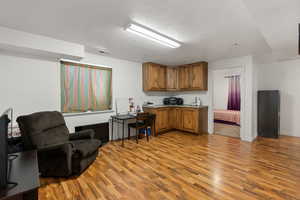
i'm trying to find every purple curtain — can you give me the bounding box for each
[227,76,240,111]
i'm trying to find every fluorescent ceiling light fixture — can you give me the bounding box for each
[126,23,181,48]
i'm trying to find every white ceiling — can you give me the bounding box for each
[0,0,298,65]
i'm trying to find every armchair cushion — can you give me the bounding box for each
[33,125,69,149]
[69,129,95,141]
[71,139,101,158]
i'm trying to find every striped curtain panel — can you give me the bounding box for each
[61,61,112,113]
[227,75,240,111]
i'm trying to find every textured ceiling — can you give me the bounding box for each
[0,0,298,65]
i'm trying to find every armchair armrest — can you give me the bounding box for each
[69,129,95,141]
[38,142,73,152]
[38,142,73,177]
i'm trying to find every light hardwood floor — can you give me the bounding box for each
[214,122,240,138]
[40,131,300,200]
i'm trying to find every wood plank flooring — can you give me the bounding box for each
[39,131,300,200]
[214,122,240,138]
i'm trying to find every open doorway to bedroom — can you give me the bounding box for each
[212,68,242,138]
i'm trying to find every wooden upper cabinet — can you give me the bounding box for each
[143,61,207,91]
[178,62,208,91]
[143,63,166,91]
[157,65,167,89]
[178,65,190,89]
[166,67,178,90]
[189,62,208,90]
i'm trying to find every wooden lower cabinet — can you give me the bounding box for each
[174,108,183,130]
[168,108,176,129]
[181,108,199,133]
[155,108,170,132]
[143,107,170,134]
[143,107,207,135]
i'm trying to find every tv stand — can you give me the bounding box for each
[0,150,39,200]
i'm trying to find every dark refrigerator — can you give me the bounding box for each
[258,90,280,138]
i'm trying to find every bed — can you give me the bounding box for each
[214,109,240,126]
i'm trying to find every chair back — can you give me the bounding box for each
[136,112,155,126]
[17,111,70,150]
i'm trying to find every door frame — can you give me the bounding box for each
[208,66,246,140]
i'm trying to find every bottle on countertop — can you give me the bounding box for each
[136,105,141,113]
[194,97,202,106]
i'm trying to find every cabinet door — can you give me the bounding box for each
[182,108,199,133]
[158,65,167,89]
[168,108,176,129]
[156,108,169,132]
[166,67,178,90]
[168,108,182,130]
[190,63,208,90]
[143,63,166,91]
[178,65,190,89]
[175,108,182,130]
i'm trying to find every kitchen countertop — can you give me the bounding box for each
[143,104,208,109]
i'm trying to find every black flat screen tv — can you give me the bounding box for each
[0,113,9,188]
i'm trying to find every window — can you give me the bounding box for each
[60,61,112,113]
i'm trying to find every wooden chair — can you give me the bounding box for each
[128,113,156,143]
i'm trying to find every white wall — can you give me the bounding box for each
[257,58,300,137]
[213,70,229,109]
[0,54,60,120]
[252,61,259,139]
[0,52,166,134]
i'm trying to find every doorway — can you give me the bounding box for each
[212,68,242,138]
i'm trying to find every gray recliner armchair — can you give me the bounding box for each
[16,111,101,177]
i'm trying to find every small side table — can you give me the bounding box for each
[111,114,136,146]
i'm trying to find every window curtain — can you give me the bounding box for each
[61,61,112,113]
[227,75,240,111]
